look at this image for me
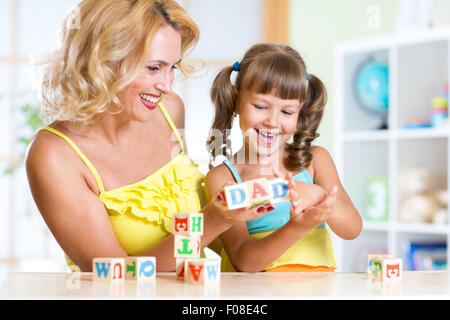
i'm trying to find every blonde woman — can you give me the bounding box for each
[26,0,271,272]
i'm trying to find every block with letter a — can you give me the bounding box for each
[93,257,125,282]
[245,178,273,207]
[184,258,221,285]
[125,256,156,282]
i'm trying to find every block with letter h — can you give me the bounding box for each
[93,257,125,282]
[125,256,156,282]
[222,177,290,210]
[172,212,203,236]
[184,258,221,285]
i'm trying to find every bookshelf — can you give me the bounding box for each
[333,27,450,271]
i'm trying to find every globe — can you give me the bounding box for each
[354,61,389,126]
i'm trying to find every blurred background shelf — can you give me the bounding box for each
[334,26,450,272]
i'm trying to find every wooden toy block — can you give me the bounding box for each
[268,178,290,204]
[125,256,156,281]
[245,178,273,207]
[367,253,394,278]
[174,235,201,258]
[93,258,125,282]
[176,258,186,279]
[172,212,203,236]
[222,177,292,210]
[372,257,402,282]
[184,258,221,285]
[223,183,250,210]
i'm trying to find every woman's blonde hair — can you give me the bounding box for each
[208,43,327,172]
[40,0,199,123]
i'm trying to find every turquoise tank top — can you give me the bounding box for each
[222,159,325,233]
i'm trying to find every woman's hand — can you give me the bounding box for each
[205,181,273,226]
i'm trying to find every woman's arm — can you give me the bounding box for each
[26,134,128,272]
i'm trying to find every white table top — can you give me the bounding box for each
[1,271,450,300]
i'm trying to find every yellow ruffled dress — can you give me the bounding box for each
[35,102,205,269]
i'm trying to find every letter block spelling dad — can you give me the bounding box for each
[222,177,290,210]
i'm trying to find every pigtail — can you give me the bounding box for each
[206,65,238,168]
[284,73,327,172]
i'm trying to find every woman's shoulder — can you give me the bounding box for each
[25,125,91,188]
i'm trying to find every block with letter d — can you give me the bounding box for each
[93,257,125,282]
[174,235,201,258]
[125,256,156,282]
[268,178,290,204]
[185,258,221,285]
[172,212,203,236]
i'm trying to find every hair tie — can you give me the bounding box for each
[233,61,241,72]
[306,73,310,81]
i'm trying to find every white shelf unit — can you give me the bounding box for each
[333,27,450,272]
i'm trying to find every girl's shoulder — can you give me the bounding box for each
[308,145,336,180]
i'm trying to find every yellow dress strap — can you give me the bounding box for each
[35,127,106,194]
[157,102,184,153]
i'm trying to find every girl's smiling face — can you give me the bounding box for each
[236,89,301,160]
[116,24,182,121]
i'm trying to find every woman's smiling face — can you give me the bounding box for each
[116,24,182,121]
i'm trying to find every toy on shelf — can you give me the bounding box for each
[399,167,447,224]
[366,176,389,222]
[430,96,448,128]
[367,254,402,282]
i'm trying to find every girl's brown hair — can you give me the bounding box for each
[40,0,199,124]
[208,43,327,172]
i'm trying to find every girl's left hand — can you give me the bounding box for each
[272,166,303,214]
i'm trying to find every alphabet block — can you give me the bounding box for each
[367,253,394,279]
[176,258,186,279]
[184,258,221,285]
[372,258,402,282]
[93,258,125,282]
[174,235,201,258]
[172,212,203,236]
[268,178,290,204]
[245,178,273,207]
[223,183,250,210]
[125,256,156,282]
[222,177,291,210]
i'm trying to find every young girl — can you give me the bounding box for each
[205,43,362,272]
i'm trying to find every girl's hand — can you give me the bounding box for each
[289,185,338,229]
[272,166,326,217]
[210,182,273,224]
